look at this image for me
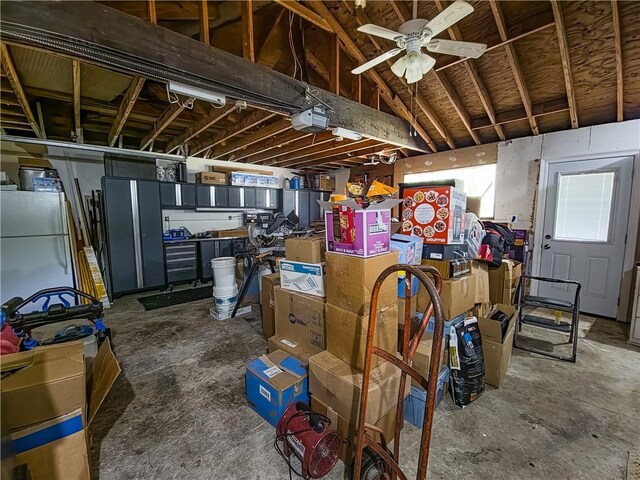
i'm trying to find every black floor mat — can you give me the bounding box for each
[138,286,211,311]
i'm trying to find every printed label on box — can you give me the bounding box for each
[259,385,271,401]
[263,366,283,378]
[282,339,298,348]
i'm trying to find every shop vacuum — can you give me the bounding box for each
[275,402,343,479]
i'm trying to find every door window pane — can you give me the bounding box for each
[554,171,615,242]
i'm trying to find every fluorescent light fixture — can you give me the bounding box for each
[331,127,362,141]
[168,81,226,106]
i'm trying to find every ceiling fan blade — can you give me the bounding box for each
[357,24,403,41]
[424,0,474,37]
[391,55,408,77]
[426,39,487,58]
[418,53,436,74]
[352,48,404,74]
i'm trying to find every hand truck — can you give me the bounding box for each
[353,264,444,480]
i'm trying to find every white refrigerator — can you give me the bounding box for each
[0,191,75,312]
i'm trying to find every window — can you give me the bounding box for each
[404,164,496,218]
[553,171,615,242]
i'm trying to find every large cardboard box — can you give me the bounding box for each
[399,185,466,244]
[471,261,490,303]
[308,351,406,425]
[318,175,336,192]
[245,350,309,427]
[274,287,326,353]
[196,171,227,185]
[261,273,280,339]
[325,251,398,316]
[326,303,398,371]
[3,341,120,480]
[279,260,325,297]
[417,274,476,319]
[320,199,401,257]
[411,333,447,386]
[397,294,417,323]
[285,236,326,264]
[477,304,516,387]
[311,397,396,463]
[489,260,522,305]
[268,335,316,364]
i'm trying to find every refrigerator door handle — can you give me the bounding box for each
[130,181,144,288]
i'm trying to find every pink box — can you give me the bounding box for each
[318,199,401,257]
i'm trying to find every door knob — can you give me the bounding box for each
[543,244,551,250]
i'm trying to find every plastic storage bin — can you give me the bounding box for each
[404,365,450,428]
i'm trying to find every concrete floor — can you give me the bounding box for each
[92,292,640,480]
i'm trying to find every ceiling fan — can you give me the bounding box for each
[351,0,487,84]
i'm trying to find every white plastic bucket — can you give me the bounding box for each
[213,284,238,316]
[211,257,236,288]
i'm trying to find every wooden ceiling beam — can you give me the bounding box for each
[291,143,389,169]
[165,104,235,153]
[140,99,193,151]
[432,71,481,144]
[330,34,340,95]
[257,9,285,68]
[190,110,276,156]
[242,0,255,62]
[305,50,350,97]
[489,0,539,136]
[214,118,292,159]
[354,1,455,150]
[433,0,505,141]
[471,97,569,130]
[248,131,336,164]
[436,10,555,73]
[611,0,623,122]
[2,1,429,152]
[147,0,157,24]
[0,44,42,138]
[550,0,579,129]
[198,0,210,45]
[309,1,437,153]
[107,76,145,146]
[278,140,386,168]
[231,130,311,162]
[274,0,332,33]
[72,59,82,143]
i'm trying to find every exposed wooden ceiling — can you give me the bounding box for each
[1,0,638,172]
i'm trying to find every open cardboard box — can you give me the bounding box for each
[477,304,516,387]
[2,340,121,480]
[319,198,401,257]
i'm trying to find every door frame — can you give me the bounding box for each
[531,152,640,322]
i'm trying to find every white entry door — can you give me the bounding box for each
[539,157,634,318]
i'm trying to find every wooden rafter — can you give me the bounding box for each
[489,0,539,135]
[107,76,145,147]
[0,44,42,138]
[277,139,385,168]
[147,0,157,24]
[352,75,362,103]
[432,71,481,144]
[305,50,350,97]
[72,59,82,142]
[190,110,276,156]
[308,1,438,153]
[550,0,579,129]
[330,34,340,95]
[214,118,291,159]
[241,0,255,62]
[257,9,285,68]
[366,1,455,149]
[232,130,311,162]
[198,0,210,45]
[436,10,555,73]
[256,133,344,165]
[611,0,623,122]
[288,142,389,169]
[249,131,336,164]
[433,0,505,141]
[140,100,193,150]
[471,97,569,130]
[165,104,235,153]
[274,0,332,33]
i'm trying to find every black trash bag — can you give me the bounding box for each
[481,221,516,267]
[449,317,485,408]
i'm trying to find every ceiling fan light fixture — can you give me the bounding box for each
[391,56,407,77]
